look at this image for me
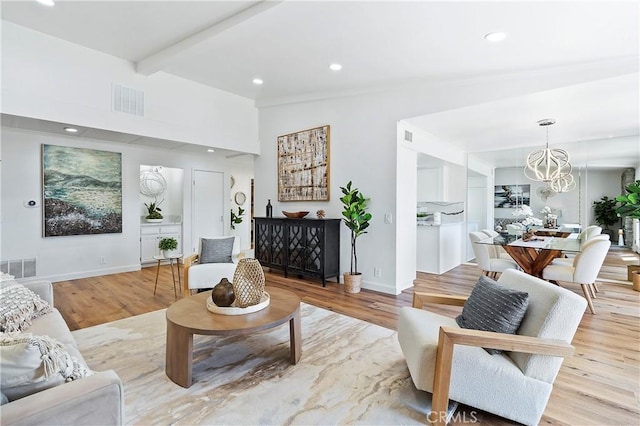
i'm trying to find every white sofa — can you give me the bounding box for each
[1,280,124,425]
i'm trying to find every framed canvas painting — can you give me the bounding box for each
[42,144,122,236]
[277,125,330,201]
[494,184,530,208]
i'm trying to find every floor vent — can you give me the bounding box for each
[112,83,144,116]
[0,258,37,279]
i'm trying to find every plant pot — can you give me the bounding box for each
[632,271,640,292]
[343,272,362,294]
[162,249,178,258]
[627,265,640,282]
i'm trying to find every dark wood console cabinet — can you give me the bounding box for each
[254,217,340,286]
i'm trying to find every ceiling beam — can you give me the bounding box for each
[136,0,284,76]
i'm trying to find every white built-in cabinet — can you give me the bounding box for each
[416,223,463,274]
[140,224,182,263]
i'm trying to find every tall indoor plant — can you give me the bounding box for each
[340,181,372,294]
[593,196,619,240]
[616,180,640,289]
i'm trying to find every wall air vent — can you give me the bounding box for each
[404,130,413,142]
[112,83,144,116]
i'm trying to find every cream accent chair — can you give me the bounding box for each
[397,269,587,426]
[469,231,517,278]
[183,236,241,297]
[542,237,611,314]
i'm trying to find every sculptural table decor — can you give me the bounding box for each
[232,258,266,308]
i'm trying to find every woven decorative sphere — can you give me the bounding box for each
[211,278,235,307]
[232,258,265,308]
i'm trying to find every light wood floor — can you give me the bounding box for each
[53,248,640,425]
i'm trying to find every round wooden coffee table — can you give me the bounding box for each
[165,287,301,388]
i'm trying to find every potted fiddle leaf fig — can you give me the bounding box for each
[230,206,245,230]
[340,181,372,294]
[616,180,640,288]
[616,180,640,220]
[593,196,619,240]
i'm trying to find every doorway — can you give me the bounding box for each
[192,170,225,253]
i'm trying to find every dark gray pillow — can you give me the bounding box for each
[455,275,529,355]
[199,237,234,264]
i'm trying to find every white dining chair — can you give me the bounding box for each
[481,229,514,260]
[469,231,518,279]
[580,225,602,241]
[542,237,611,314]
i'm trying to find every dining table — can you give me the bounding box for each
[477,229,582,278]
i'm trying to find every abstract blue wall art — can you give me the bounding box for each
[42,144,122,237]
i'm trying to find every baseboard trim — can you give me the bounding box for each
[38,264,142,283]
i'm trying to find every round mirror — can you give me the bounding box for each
[234,191,247,205]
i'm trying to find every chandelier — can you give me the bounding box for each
[548,173,576,193]
[524,119,572,182]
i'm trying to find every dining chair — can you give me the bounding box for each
[579,225,602,241]
[542,237,611,314]
[469,231,518,279]
[481,229,513,260]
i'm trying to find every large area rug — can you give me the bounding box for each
[72,303,455,425]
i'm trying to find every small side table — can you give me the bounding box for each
[153,254,183,299]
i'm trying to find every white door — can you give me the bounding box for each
[192,170,224,253]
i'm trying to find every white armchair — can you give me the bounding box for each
[183,236,241,297]
[398,269,587,425]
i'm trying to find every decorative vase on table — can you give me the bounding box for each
[232,258,265,307]
[266,200,273,218]
[211,278,235,307]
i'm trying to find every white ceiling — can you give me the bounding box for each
[1,0,639,163]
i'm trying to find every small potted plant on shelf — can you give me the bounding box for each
[158,237,178,258]
[616,180,640,289]
[340,181,372,294]
[144,199,164,222]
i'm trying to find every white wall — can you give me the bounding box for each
[584,169,627,230]
[1,127,240,281]
[1,21,258,154]
[254,59,632,294]
[228,157,255,252]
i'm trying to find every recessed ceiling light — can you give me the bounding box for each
[207,148,215,153]
[484,32,506,42]
[329,63,342,71]
[63,127,78,133]
[36,0,55,6]
[252,78,263,85]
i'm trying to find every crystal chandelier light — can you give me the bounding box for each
[524,119,572,182]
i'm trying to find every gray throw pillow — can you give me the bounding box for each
[199,237,234,264]
[455,275,529,355]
